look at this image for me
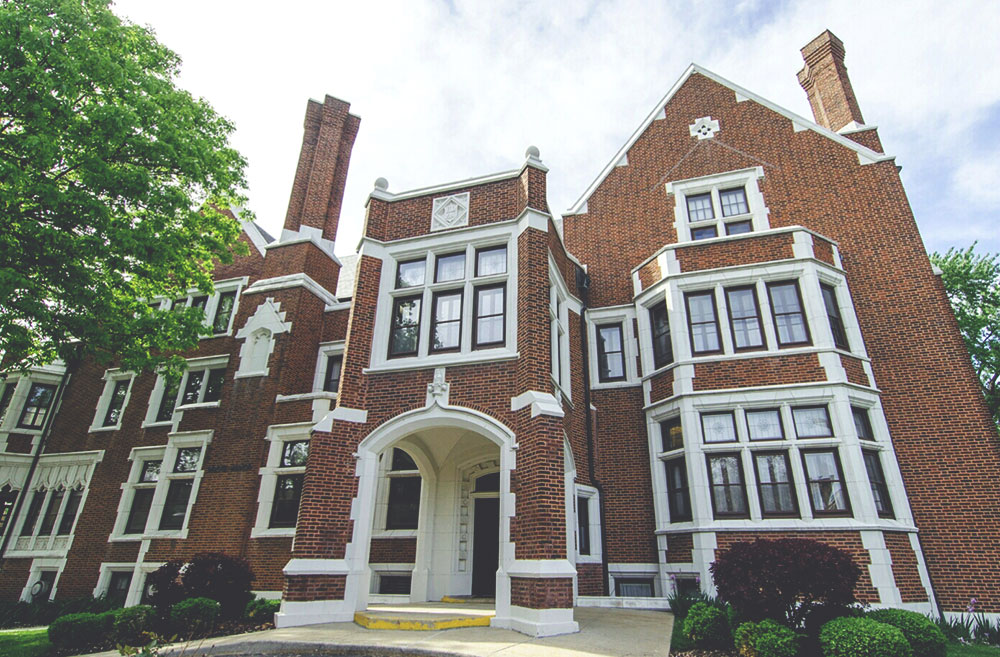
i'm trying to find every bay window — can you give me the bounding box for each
[752,451,798,517]
[767,281,810,347]
[686,291,722,354]
[801,449,851,516]
[649,301,673,369]
[706,453,748,518]
[725,286,765,350]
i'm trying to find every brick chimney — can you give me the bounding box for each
[797,30,865,132]
[283,95,360,242]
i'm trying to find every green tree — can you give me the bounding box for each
[930,244,1000,428]
[0,0,250,377]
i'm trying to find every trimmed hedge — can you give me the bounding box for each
[147,552,254,619]
[683,602,731,650]
[820,616,913,657]
[867,609,946,657]
[112,604,158,647]
[170,596,220,638]
[0,595,119,628]
[48,611,115,650]
[734,619,799,657]
[245,598,280,624]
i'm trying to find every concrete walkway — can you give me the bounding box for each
[132,607,673,657]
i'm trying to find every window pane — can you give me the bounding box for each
[181,371,204,405]
[617,579,653,597]
[391,448,417,471]
[821,284,849,349]
[476,246,507,276]
[474,472,500,492]
[396,259,425,288]
[389,296,421,357]
[174,447,201,473]
[431,291,462,352]
[577,495,591,555]
[212,291,236,333]
[158,479,193,530]
[726,288,763,349]
[17,383,57,429]
[754,453,797,516]
[665,458,691,522]
[746,409,783,440]
[769,283,809,345]
[691,225,718,241]
[661,417,683,451]
[204,369,225,403]
[701,412,737,443]
[687,293,720,353]
[435,252,465,282]
[378,575,412,595]
[140,460,161,483]
[863,451,894,518]
[650,301,673,368]
[386,476,421,529]
[108,572,132,603]
[708,455,747,517]
[281,440,310,467]
[103,379,130,427]
[155,378,180,422]
[720,187,749,216]
[803,451,849,514]
[19,493,44,536]
[124,488,154,534]
[269,474,303,528]
[190,295,208,312]
[38,490,64,535]
[725,220,753,235]
[597,324,625,381]
[852,407,875,440]
[323,355,343,392]
[474,286,505,347]
[57,489,83,535]
[686,193,714,221]
[792,406,833,438]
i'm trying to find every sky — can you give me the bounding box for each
[112,0,1000,258]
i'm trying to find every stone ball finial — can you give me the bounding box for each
[374,177,389,190]
[525,145,540,159]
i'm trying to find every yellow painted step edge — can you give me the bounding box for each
[440,596,467,604]
[354,612,493,631]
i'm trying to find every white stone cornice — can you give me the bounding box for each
[243,273,338,307]
[511,391,564,418]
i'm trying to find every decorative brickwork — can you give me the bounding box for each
[693,354,825,391]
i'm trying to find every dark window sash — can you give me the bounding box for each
[430,290,463,353]
[158,479,194,530]
[820,284,850,350]
[577,495,591,555]
[685,291,723,355]
[17,383,57,429]
[800,449,852,517]
[724,286,766,351]
[596,323,626,382]
[863,451,895,519]
[665,458,692,522]
[102,379,131,427]
[706,453,749,519]
[649,301,673,369]
[472,283,506,349]
[388,295,422,358]
[766,281,811,347]
[752,451,799,518]
[269,473,304,528]
[323,355,343,393]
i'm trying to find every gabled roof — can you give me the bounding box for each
[565,63,895,216]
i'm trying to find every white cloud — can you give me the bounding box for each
[112,0,1000,255]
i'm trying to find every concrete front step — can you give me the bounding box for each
[354,602,496,631]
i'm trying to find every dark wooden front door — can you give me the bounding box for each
[471,497,499,597]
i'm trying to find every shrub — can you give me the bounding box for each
[802,604,862,654]
[48,611,114,650]
[712,538,860,626]
[0,595,120,628]
[667,589,717,621]
[112,604,159,647]
[145,558,187,612]
[734,619,800,657]
[170,596,220,638]
[245,598,280,624]
[820,617,913,657]
[180,553,254,619]
[867,609,946,657]
[683,601,731,650]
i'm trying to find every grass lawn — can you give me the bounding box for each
[950,643,1000,656]
[0,627,51,657]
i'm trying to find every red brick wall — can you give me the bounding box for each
[638,259,660,292]
[884,532,929,603]
[840,355,870,387]
[283,574,345,601]
[576,563,604,596]
[693,354,825,391]
[510,577,573,609]
[675,233,795,273]
[813,238,836,266]
[665,533,694,564]
[714,531,878,603]
[649,369,674,403]
[369,538,417,564]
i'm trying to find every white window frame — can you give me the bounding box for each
[252,422,312,538]
[549,259,575,402]
[93,561,165,607]
[0,365,65,444]
[150,276,248,338]
[20,558,65,602]
[110,430,211,541]
[667,167,768,243]
[89,369,135,433]
[366,224,519,373]
[587,305,639,389]
[144,355,230,427]
[312,342,346,394]
[574,485,602,564]
[372,448,421,538]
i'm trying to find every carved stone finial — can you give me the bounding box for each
[374,177,389,190]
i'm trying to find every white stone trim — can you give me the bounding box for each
[272,224,340,265]
[511,391,564,418]
[312,341,345,393]
[251,422,313,538]
[573,485,602,565]
[577,595,672,609]
[313,406,368,432]
[235,298,292,378]
[498,606,578,637]
[507,559,577,578]
[283,558,351,576]
[668,167,769,244]
[587,305,640,389]
[20,557,66,602]
[431,192,470,232]
[243,273,338,307]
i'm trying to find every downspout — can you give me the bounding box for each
[576,266,610,596]
[0,351,80,570]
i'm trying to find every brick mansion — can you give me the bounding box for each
[1,31,997,636]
